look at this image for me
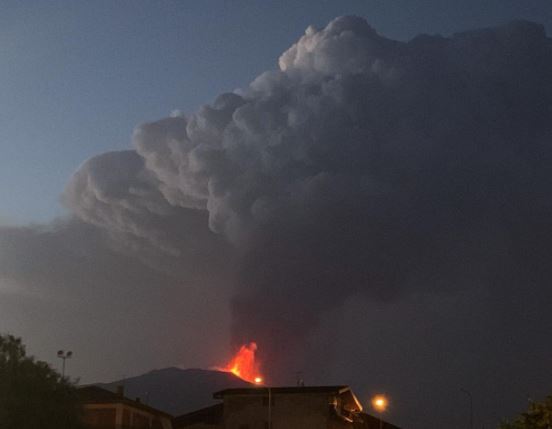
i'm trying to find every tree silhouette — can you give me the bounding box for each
[500,396,552,429]
[0,334,83,429]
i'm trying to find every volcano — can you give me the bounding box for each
[95,367,251,415]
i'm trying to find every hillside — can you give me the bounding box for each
[96,367,251,416]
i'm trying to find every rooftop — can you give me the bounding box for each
[213,385,350,398]
[214,385,363,414]
[355,412,402,429]
[77,385,173,418]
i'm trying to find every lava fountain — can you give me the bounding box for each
[216,342,264,384]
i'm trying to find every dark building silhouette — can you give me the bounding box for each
[173,386,401,429]
[78,385,173,429]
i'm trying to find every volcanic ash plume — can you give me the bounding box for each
[61,17,552,379]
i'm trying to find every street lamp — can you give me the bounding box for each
[253,376,271,429]
[57,350,73,378]
[371,394,389,429]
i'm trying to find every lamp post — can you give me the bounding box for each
[371,394,389,429]
[254,376,271,429]
[57,350,73,378]
[460,388,473,429]
[268,386,272,429]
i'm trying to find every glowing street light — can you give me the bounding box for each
[371,394,389,429]
[57,350,72,378]
[372,395,388,412]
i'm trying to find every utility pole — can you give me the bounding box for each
[295,371,305,387]
[460,388,474,429]
[268,387,272,429]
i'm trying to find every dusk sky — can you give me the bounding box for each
[1,0,551,223]
[2,2,552,429]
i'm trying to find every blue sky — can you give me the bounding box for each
[1,0,551,224]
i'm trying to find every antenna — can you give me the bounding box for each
[295,371,304,387]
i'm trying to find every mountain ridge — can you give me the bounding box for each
[95,367,252,416]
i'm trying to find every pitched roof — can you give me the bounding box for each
[354,412,402,429]
[77,385,173,418]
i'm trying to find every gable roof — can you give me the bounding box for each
[77,385,173,418]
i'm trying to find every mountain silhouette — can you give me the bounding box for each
[96,367,251,416]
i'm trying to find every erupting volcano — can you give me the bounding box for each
[216,342,263,384]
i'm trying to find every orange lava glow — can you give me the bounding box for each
[217,342,263,384]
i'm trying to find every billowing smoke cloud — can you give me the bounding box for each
[0,216,233,383]
[2,16,552,427]
[64,15,552,373]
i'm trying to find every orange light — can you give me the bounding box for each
[215,342,264,384]
[371,395,389,412]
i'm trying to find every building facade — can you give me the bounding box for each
[174,386,400,429]
[78,386,173,429]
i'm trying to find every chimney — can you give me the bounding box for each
[116,385,124,397]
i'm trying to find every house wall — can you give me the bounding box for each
[82,404,118,429]
[82,403,172,429]
[120,404,172,429]
[222,393,348,429]
[329,417,354,429]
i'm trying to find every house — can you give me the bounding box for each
[173,386,401,429]
[78,385,173,429]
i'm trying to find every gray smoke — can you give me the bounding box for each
[0,216,233,382]
[65,16,552,372]
[2,16,552,427]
